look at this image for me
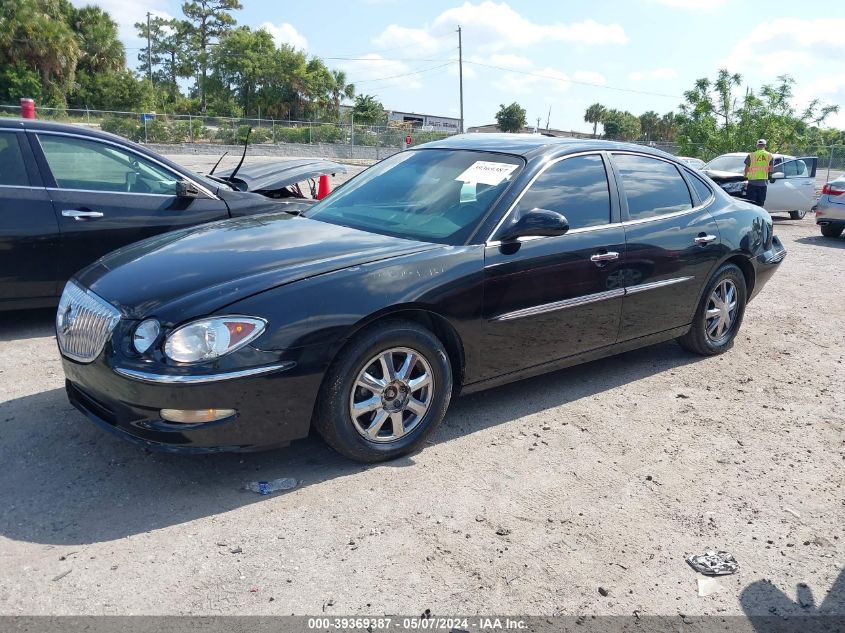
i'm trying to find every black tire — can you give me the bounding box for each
[313,320,452,462]
[820,223,843,238]
[789,209,807,220]
[677,263,747,356]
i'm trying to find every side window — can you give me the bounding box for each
[782,159,808,178]
[511,154,610,231]
[613,154,692,220]
[688,173,714,204]
[0,132,29,186]
[37,135,177,194]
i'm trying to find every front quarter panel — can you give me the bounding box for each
[224,245,486,378]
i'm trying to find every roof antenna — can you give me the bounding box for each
[226,127,252,183]
[208,151,228,175]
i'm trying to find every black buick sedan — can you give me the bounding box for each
[58,134,786,462]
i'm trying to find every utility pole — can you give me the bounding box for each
[146,12,152,83]
[457,26,464,134]
[546,106,551,131]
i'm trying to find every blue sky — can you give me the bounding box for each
[77,0,845,132]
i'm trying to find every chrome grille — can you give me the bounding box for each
[56,281,121,363]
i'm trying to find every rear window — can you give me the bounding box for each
[688,173,714,204]
[0,132,28,186]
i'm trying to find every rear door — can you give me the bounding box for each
[481,152,626,379]
[610,153,722,341]
[0,130,60,304]
[766,157,817,212]
[29,131,229,282]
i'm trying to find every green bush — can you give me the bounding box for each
[312,124,344,144]
[100,116,143,142]
[170,119,208,142]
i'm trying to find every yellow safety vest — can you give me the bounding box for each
[746,150,772,181]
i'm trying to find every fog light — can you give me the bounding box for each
[160,408,236,423]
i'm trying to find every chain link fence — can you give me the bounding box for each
[0,104,454,156]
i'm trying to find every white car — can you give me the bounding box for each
[703,152,818,220]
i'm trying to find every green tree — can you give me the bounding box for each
[327,69,355,121]
[211,26,275,116]
[495,102,527,133]
[584,102,606,138]
[638,110,660,141]
[136,16,192,100]
[181,0,242,113]
[71,5,124,74]
[603,109,640,141]
[352,94,386,125]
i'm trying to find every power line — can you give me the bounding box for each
[349,62,455,85]
[463,60,683,99]
[324,56,455,63]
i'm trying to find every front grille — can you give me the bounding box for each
[56,281,121,363]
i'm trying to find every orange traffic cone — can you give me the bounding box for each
[316,174,331,200]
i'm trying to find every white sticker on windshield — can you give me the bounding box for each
[455,161,518,186]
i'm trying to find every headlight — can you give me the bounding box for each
[133,319,161,354]
[722,181,745,193]
[163,316,266,364]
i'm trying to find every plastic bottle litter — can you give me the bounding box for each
[245,477,297,495]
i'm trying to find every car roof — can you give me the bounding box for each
[716,151,795,160]
[418,133,677,161]
[0,117,135,144]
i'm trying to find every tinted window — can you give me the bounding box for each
[0,132,28,186]
[511,154,610,231]
[783,159,808,178]
[307,149,523,245]
[38,135,177,194]
[614,154,692,220]
[689,173,713,204]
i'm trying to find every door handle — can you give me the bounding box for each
[590,251,619,263]
[62,209,104,221]
[694,234,717,244]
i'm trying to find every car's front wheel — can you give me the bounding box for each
[820,223,843,238]
[789,209,807,220]
[677,263,747,356]
[313,320,452,462]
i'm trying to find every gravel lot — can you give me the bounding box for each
[0,196,842,617]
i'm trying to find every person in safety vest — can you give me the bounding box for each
[744,139,774,207]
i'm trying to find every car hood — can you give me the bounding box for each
[76,214,439,322]
[703,169,746,183]
[215,159,347,193]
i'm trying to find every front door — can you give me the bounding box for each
[0,130,60,304]
[29,132,229,283]
[481,153,626,380]
[610,153,723,341]
[766,157,818,213]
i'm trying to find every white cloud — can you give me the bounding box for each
[488,54,533,69]
[70,0,168,43]
[372,1,627,55]
[259,22,308,50]
[649,0,728,8]
[629,67,678,81]
[721,19,845,75]
[573,70,606,85]
[495,66,571,95]
[338,54,424,91]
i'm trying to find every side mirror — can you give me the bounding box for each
[176,179,199,198]
[499,208,570,242]
[769,172,785,182]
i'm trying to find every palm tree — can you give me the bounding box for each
[329,69,355,121]
[72,6,125,74]
[584,103,607,138]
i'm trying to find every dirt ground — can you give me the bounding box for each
[0,204,842,618]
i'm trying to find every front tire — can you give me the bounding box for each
[677,263,747,356]
[820,223,843,238]
[789,209,807,220]
[313,320,452,462]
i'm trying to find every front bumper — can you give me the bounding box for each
[63,347,327,452]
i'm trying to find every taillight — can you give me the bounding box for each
[822,183,845,196]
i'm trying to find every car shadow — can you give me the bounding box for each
[794,235,845,249]
[0,340,700,546]
[0,308,56,342]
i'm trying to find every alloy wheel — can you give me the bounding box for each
[705,279,738,343]
[349,347,434,443]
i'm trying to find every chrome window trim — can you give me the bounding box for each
[30,129,218,200]
[45,187,188,198]
[491,276,694,322]
[114,362,295,384]
[0,184,40,190]
[485,150,612,244]
[486,221,624,248]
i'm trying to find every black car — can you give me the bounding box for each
[57,134,786,462]
[0,118,344,310]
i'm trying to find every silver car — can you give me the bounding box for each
[815,173,845,238]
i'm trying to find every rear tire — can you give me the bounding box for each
[677,263,747,356]
[313,320,452,463]
[789,209,807,220]
[820,223,843,238]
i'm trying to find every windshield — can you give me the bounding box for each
[704,155,747,174]
[305,149,524,245]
